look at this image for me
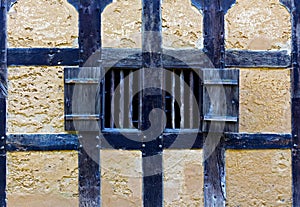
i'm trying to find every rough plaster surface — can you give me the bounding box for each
[102,0,203,48]
[6,0,293,206]
[226,0,291,50]
[7,0,78,47]
[226,150,292,206]
[163,150,203,207]
[8,66,65,133]
[101,150,142,207]
[239,69,291,133]
[7,151,78,207]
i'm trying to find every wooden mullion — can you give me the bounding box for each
[141,0,164,206]
[203,0,226,206]
[192,0,236,206]
[78,0,101,206]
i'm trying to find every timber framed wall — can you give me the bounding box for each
[0,0,298,206]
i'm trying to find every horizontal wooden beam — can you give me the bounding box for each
[8,48,79,66]
[225,50,291,68]
[5,132,292,151]
[7,48,291,68]
[7,133,79,151]
[225,133,292,149]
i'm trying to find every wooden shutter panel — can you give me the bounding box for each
[202,69,239,132]
[64,67,101,131]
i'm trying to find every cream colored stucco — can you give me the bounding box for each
[225,0,291,50]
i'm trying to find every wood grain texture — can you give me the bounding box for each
[202,69,239,133]
[7,48,291,68]
[6,134,78,151]
[78,0,101,206]
[141,0,163,206]
[197,1,236,206]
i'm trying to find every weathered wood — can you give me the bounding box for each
[141,0,163,205]
[78,0,101,206]
[4,132,294,151]
[78,132,100,207]
[202,69,239,132]
[64,67,101,131]
[194,1,236,206]
[290,1,300,206]
[203,135,226,207]
[225,133,292,149]
[8,48,79,66]
[7,48,291,68]
[225,50,291,68]
[6,134,78,151]
[0,0,7,206]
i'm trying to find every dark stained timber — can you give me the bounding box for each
[225,50,291,68]
[141,0,164,205]
[225,133,292,149]
[0,0,7,206]
[78,0,101,206]
[6,134,79,151]
[8,48,79,66]
[289,0,300,206]
[193,0,236,206]
[3,133,293,151]
[7,48,291,68]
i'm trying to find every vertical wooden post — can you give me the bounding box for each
[141,0,164,206]
[0,0,7,206]
[191,0,235,206]
[78,0,101,206]
[203,1,226,206]
[290,1,300,206]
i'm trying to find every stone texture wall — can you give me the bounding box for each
[6,0,292,206]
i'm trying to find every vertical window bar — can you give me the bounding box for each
[171,69,175,129]
[128,70,133,129]
[189,71,194,129]
[119,70,124,128]
[101,69,105,130]
[110,70,115,128]
[180,70,185,128]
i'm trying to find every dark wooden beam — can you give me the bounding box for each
[141,0,164,205]
[78,0,101,206]
[290,0,300,206]
[225,50,291,68]
[6,134,78,151]
[0,0,7,206]
[5,132,294,152]
[225,133,292,149]
[192,0,236,206]
[7,48,79,66]
[7,48,291,68]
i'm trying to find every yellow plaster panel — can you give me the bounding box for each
[226,0,291,50]
[7,151,78,207]
[226,150,292,206]
[239,69,291,133]
[164,150,204,206]
[101,150,142,207]
[7,66,65,133]
[8,0,78,48]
